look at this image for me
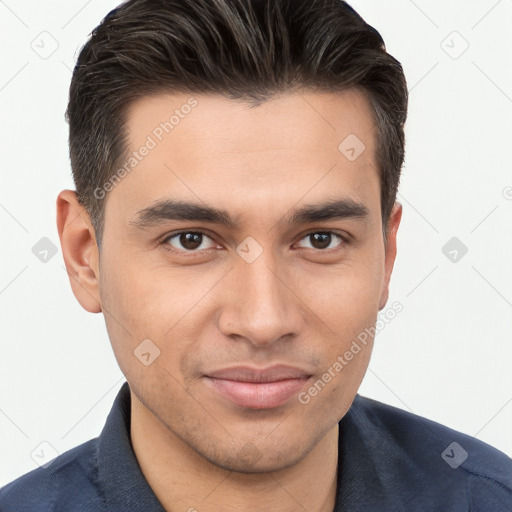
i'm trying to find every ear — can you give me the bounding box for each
[56,189,102,313]
[378,202,402,310]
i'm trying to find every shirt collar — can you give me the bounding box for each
[96,381,166,511]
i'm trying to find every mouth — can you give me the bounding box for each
[203,365,313,409]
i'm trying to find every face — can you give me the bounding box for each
[60,89,401,473]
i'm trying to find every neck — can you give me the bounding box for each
[130,391,339,512]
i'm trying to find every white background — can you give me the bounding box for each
[1,0,511,486]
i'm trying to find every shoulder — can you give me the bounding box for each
[348,394,512,507]
[0,438,104,512]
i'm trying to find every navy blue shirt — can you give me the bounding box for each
[1,381,511,511]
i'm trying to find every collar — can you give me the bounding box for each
[96,381,166,511]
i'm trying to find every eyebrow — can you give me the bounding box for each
[129,197,369,229]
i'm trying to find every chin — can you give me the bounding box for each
[199,438,313,474]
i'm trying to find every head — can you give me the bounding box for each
[58,0,407,473]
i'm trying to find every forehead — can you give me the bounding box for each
[125,88,376,154]
[105,89,380,227]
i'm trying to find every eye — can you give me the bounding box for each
[162,231,218,252]
[295,231,345,251]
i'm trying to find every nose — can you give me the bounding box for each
[216,250,305,347]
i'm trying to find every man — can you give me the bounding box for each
[1,0,511,510]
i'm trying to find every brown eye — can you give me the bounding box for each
[179,233,203,250]
[163,231,216,252]
[296,232,344,251]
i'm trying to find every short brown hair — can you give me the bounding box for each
[66,0,408,250]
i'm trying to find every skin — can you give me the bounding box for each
[57,88,402,512]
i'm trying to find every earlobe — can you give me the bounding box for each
[378,202,402,310]
[56,189,102,313]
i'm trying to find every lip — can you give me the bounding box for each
[203,365,312,409]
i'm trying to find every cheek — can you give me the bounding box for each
[297,254,384,330]
[325,348,373,420]
[297,337,373,428]
[98,253,219,372]
[290,251,384,403]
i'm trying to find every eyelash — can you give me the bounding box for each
[159,229,348,256]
